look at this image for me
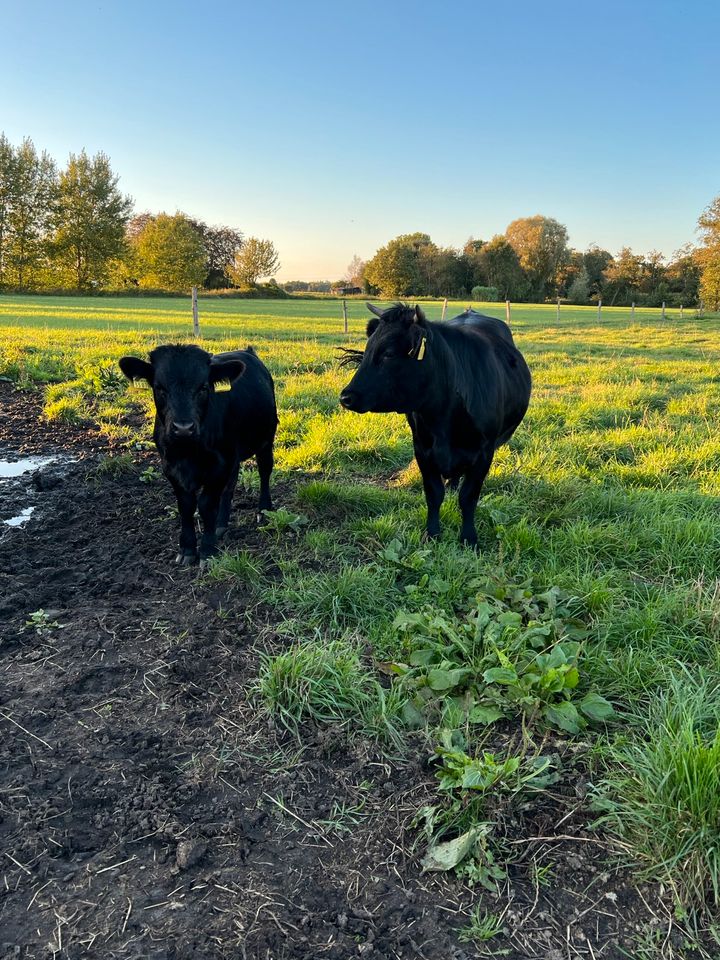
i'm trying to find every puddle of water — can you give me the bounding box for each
[4,506,34,527]
[0,455,58,479]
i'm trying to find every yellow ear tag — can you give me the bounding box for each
[417,337,427,361]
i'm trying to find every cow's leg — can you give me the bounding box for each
[256,442,274,520]
[458,445,494,548]
[216,457,240,539]
[172,484,199,565]
[415,449,445,540]
[198,486,223,562]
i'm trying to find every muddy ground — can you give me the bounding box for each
[0,383,690,959]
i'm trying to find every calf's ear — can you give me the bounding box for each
[119,356,154,383]
[413,305,427,325]
[210,359,246,385]
[366,317,380,337]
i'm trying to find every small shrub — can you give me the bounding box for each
[257,638,403,742]
[44,395,84,423]
[471,285,499,302]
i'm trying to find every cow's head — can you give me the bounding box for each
[119,344,245,440]
[339,303,431,414]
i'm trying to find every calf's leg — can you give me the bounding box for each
[415,449,445,540]
[458,445,494,548]
[216,457,240,538]
[256,442,274,520]
[172,483,199,565]
[198,486,224,561]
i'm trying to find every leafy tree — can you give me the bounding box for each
[567,268,590,303]
[0,135,14,286]
[697,196,720,310]
[418,245,471,297]
[603,247,643,305]
[505,215,569,299]
[187,219,243,288]
[343,254,366,287]
[477,236,529,301]
[132,212,206,290]
[665,244,700,307]
[364,232,434,297]
[52,150,132,288]
[228,237,280,286]
[5,138,56,289]
[0,135,57,289]
[582,245,613,297]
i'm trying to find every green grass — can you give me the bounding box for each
[593,673,720,910]
[2,292,720,920]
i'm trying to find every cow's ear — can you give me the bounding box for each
[413,305,427,326]
[119,356,154,384]
[210,359,246,385]
[408,321,427,357]
[366,317,380,337]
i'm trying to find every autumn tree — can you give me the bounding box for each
[132,212,206,290]
[505,215,569,299]
[343,254,366,287]
[52,150,132,288]
[228,237,280,286]
[697,196,720,310]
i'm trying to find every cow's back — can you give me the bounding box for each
[211,348,277,455]
[447,309,515,346]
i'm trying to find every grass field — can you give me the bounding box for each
[3,293,720,947]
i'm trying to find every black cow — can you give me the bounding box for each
[339,303,531,546]
[119,344,277,565]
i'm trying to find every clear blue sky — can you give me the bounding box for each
[2,0,718,280]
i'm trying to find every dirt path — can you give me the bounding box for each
[0,384,676,959]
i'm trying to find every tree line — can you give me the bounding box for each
[343,205,720,309]
[2,133,719,307]
[0,134,280,293]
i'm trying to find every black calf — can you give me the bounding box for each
[119,344,278,564]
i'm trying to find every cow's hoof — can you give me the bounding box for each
[460,536,479,551]
[176,550,199,566]
[423,530,441,542]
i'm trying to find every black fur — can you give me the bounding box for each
[339,304,531,546]
[120,344,277,564]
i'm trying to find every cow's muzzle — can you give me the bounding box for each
[170,421,197,438]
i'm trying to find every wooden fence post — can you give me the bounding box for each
[631,301,635,320]
[192,286,200,337]
[680,304,684,320]
[661,301,666,321]
[342,298,348,334]
[597,299,602,321]
[442,298,448,321]
[556,296,560,323]
[505,300,511,325]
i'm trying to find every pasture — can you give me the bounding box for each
[1,294,720,958]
